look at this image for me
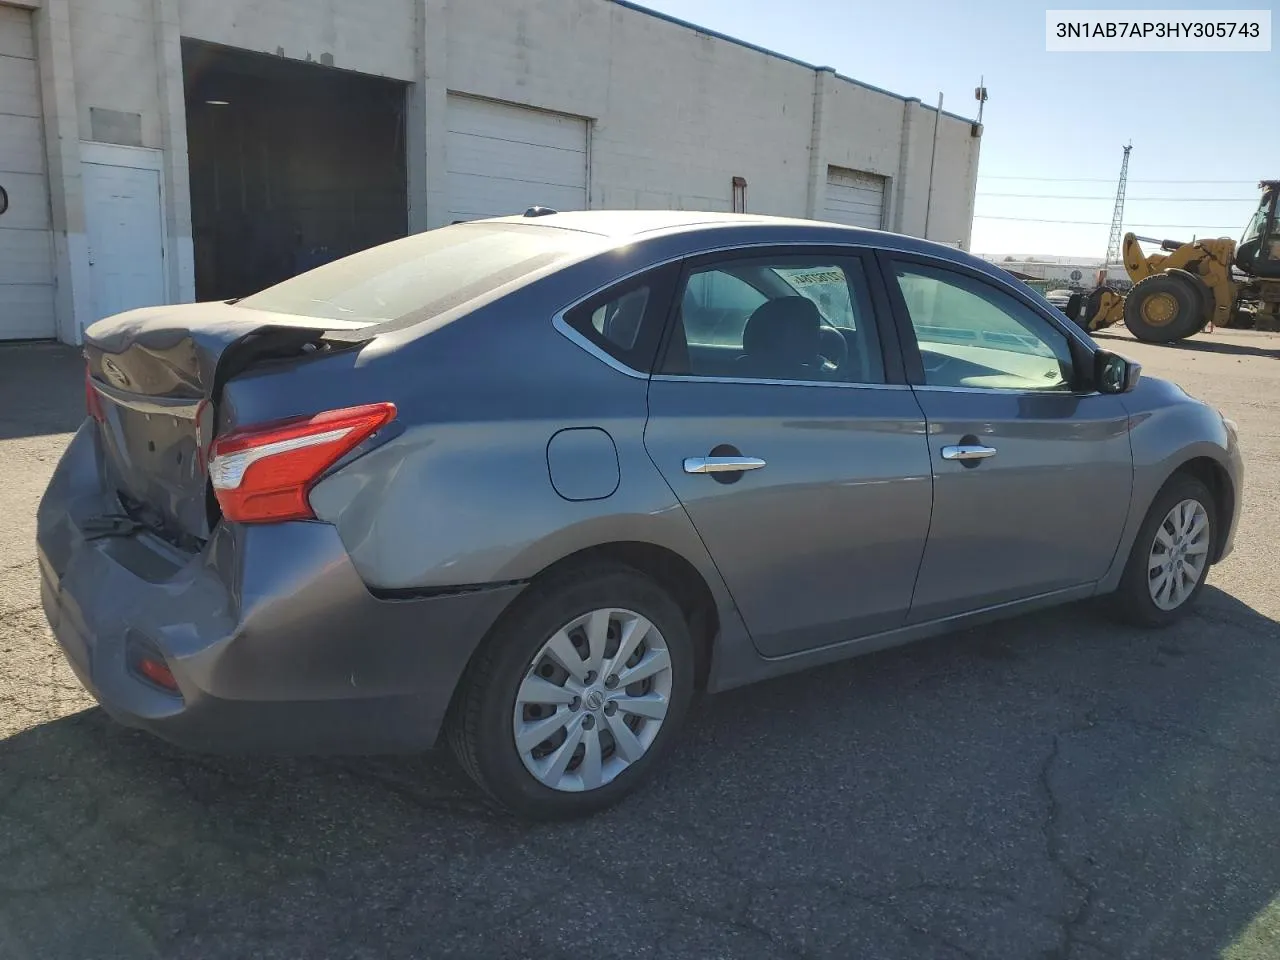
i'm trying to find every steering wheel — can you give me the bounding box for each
[817,325,850,374]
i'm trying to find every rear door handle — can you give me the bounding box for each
[941,444,997,462]
[683,456,767,474]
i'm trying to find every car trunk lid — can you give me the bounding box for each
[84,302,375,546]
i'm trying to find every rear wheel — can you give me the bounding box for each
[447,565,694,820]
[1123,273,1205,342]
[1111,475,1216,627]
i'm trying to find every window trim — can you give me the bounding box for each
[558,262,681,375]
[654,245,905,387]
[552,314,650,380]
[875,251,1100,395]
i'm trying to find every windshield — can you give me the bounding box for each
[1240,197,1269,247]
[235,221,605,327]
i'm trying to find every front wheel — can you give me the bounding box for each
[1111,475,1216,627]
[447,565,694,820]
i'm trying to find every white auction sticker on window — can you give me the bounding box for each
[1046,10,1271,51]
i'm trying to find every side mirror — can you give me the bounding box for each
[1095,350,1141,393]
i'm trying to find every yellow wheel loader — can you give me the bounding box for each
[1067,180,1280,343]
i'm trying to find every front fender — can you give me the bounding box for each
[1096,376,1242,592]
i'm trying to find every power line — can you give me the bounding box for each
[973,214,1240,228]
[977,193,1257,201]
[977,176,1258,184]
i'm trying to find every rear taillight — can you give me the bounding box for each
[208,403,396,524]
[85,366,105,422]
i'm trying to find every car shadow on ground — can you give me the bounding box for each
[4,585,1280,958]
[0,343,85,441]
[1094,329,1280,361]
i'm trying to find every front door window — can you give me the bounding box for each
[892,262,1075,392]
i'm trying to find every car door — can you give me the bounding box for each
[642,248,935,658]
[877,253,1133,624]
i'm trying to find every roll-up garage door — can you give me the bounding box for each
[445,95,588,223]
[823,166,887,231]
[0,5,55,339]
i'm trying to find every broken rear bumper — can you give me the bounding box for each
[37,423,523,755]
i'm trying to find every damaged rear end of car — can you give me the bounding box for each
[36,218,600,754]
[38,304,488,753]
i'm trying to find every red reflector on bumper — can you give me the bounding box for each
[86,365,105,422]
[138,657,178,692]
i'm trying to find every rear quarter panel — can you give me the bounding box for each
[293,244,743,618]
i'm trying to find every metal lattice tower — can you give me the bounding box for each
[1104,143,1132,269]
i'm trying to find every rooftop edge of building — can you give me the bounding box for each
[611,0,980,126]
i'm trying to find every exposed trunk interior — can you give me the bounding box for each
[182,40,409,303]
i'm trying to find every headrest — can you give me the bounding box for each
[741,296,821,363]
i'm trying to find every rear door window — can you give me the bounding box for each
[661,254,886,384]
[681,270,768,347]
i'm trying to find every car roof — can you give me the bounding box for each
[481,208,1003,280]
[486,209,821,235]
[487,208,975,257]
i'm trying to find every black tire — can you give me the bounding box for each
[1123,273,1205,343]
[1111,474,1217,627]
[446,564,695,820]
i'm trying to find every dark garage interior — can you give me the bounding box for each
[182,40,409,302]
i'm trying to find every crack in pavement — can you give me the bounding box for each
[665,815,1095,958]
[0,602,41,623]
[1038,728,1097,960]
[525,831,821,959]
[1093,713,1280,768]
[874,902,982,960]
[535,816,1058,960]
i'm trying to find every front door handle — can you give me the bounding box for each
[683,456,767,474]
[941,444,997,462]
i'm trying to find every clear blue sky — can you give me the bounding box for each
[636,0,1278,258]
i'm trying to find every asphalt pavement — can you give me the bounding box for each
[2,330,1279,959]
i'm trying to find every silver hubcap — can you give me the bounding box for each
[513,608,673,793]
[1148,498,1210,611]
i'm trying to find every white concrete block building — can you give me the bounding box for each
[0,0,982,344]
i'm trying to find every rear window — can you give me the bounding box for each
[234,221,603,327]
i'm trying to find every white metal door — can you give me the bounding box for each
[83,160,166,325]
[0,6,55,340]
[823,167,887,230]
[446,96,587,222]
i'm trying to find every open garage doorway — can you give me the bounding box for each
[182,40,408,302]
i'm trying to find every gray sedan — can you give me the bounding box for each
[38,211,1243,819]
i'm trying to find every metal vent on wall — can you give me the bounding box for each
[89,108,144,148]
